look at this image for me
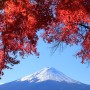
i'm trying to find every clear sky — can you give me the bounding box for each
[0,35,90,85]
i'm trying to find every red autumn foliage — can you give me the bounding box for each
[0,0,90,76]
[0,0,38,76]
[43,0,90,63]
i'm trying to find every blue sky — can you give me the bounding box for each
[0,36,90,85]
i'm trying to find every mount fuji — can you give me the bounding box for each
[0,67,90,90]
[18,67,80,83]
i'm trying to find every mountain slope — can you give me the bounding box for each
[19,67,80,83]
[0,67,90,90]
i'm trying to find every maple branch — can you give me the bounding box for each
[79,23,90,29]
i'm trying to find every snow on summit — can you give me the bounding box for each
[19,67,80,84]
[0,67,89,90]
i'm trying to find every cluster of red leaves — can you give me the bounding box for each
[0,0,55,76]
[0,0,38,75]
[34,0,54,28]
[57,0,90,63]
[0,0,90,76]
[43,0,90,63]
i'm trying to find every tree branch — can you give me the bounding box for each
[79,23,90,29]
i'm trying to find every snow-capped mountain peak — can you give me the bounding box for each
[18,67,80,84]
[0,67,89,90]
